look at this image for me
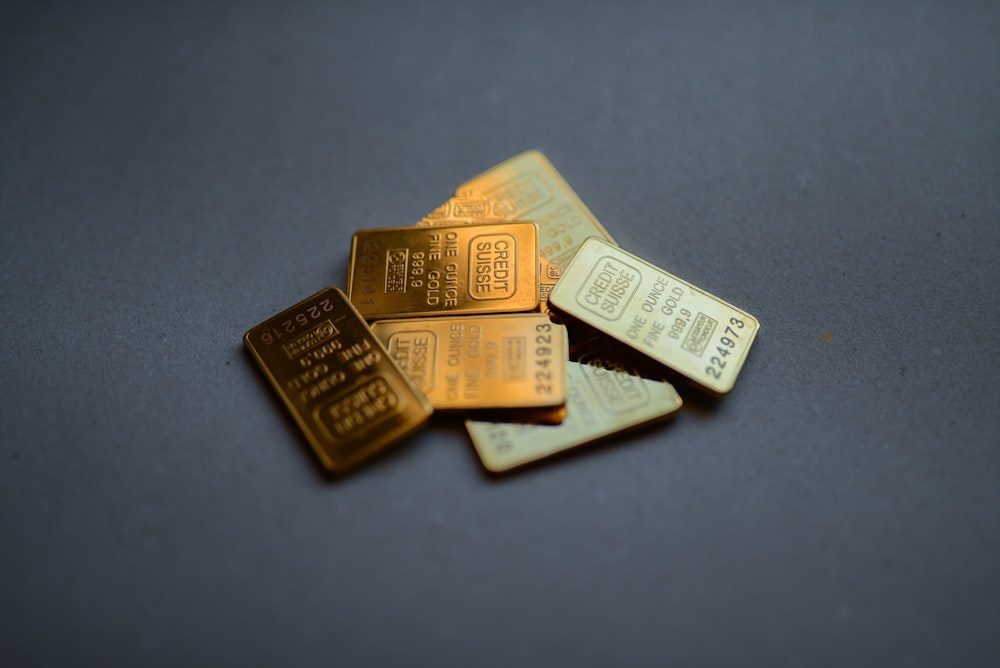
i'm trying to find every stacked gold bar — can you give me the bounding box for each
[245,150,759,474]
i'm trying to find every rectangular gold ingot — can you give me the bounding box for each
[466,360,682,472]
[348,223,539,320]
[549,238,760,395]
[244,288,432,473]
[370,313,567,411]
[417,150,615,271]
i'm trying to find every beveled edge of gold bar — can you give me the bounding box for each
[243,287,433,474]
[456,149,616,243]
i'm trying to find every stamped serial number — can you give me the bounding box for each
[704,317,746,380]
[533,321,555,395]
[259,298,335,345]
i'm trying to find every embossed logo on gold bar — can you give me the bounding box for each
[469,233,516,300]
[486,173,551,217]
[282,320,338,359]
[386,331,436,393]
[681,312,718,357]
[451,199,493,218]
[575,255,640,321]
[314,377,399,438]
[422,195,497,222]
[384,248,409,294]
[581,361,650,414]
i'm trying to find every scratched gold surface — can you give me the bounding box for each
[549,238,759,395]
[244,288,432,473]
[466,360,682,473]
[348,223,539,320]
[370,313,567,411]
[416,150,615,271]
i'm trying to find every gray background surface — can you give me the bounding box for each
[2,1,998,666]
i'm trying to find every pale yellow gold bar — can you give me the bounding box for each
[549,237,759,395]
[466,360,682,472]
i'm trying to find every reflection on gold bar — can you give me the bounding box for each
[244,288,432,473]
[549,238,759,395]
[466,360,682,472]
[370,313,567,411]
[348,223,540,320]
[417,150,615,271]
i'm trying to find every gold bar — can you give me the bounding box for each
[466,360,682,472]
[244,288,432,473]
[370,313,567,411]
[549,237,759,395]
[417,151,615,271]
[348,223,540,320]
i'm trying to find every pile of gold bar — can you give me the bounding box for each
[244,151,759,474]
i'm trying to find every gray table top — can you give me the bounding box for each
[2,1,998,666]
